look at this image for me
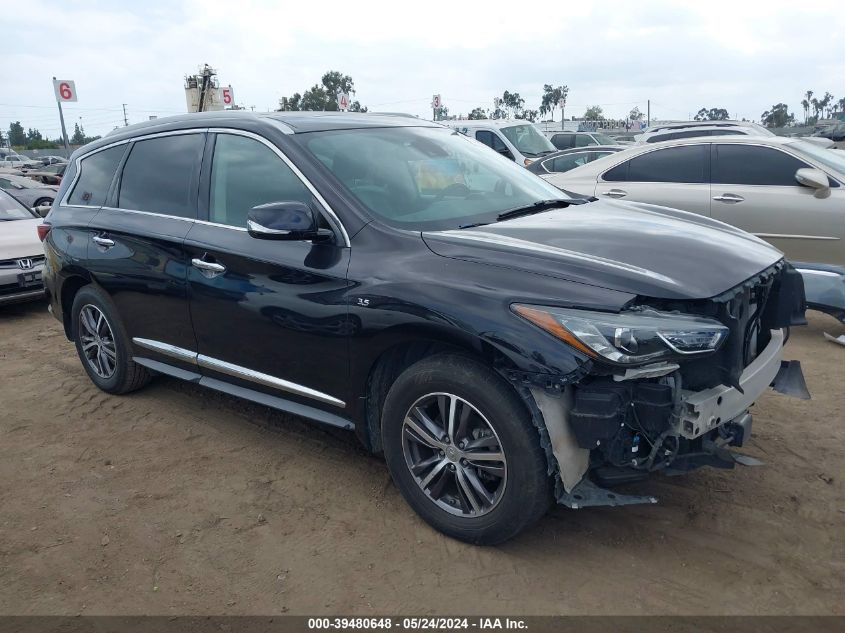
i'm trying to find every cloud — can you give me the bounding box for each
[2,0,843,138]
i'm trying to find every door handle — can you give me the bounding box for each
[191,257,226,275]
[601,189,627,198]
[92,235,115,248]
[712,194,745,203]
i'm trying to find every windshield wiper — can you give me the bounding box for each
[496,199,569,222]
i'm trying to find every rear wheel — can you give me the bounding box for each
[381,354,551,544]
[71,286,151,394]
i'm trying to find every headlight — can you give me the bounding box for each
[512,304,728,365]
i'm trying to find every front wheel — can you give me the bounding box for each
[381,354,551,545]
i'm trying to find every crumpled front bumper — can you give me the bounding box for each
[529,327,809,509]
[678,329,785,440]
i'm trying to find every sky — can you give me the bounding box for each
[3,0,844,140]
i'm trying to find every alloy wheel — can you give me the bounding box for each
[78,304,117,379]
[401,392,507,517]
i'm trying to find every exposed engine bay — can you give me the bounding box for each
[528,261,810,508]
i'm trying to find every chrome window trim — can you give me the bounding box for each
[59,128,209,210]
[208,128,351,247]
[597,142,711,185]
[596,139,844,188]
[131,337,346,408]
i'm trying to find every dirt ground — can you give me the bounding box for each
[0,301,842,616]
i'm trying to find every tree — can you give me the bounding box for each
[518,109,539,122]
[838,97,845,115]
[539,84,568,120]
[71,123,86,145]
[433,106,449,121]
[628,106,643,122]
[26,128,43,143]
[500,90,525,118]
[801,99,810,124]
[760,103,794,128]
[693,107,729,121]
[8,121,25,146]
[582,105,604,120]
[278,70,366,112]
[819,92,834,118]
[467,107,488,120]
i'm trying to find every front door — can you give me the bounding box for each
[184,132,351,413]
[709,143,845,265]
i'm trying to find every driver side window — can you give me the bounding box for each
[210,134,312,228]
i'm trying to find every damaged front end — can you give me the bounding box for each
[516,261,809,509]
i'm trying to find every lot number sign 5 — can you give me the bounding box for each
[53,79,78,102]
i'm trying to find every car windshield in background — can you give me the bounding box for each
[500,124,556,157]
[304,127,571,231]
[591,133,616,144]
[0,191,36,220]
[787,140,845,176]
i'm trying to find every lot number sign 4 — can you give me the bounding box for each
[53,79,78,102]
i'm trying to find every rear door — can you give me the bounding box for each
[184,131,351,413]
[87,132,204,364]
[710,143,844,264]
[596,144,712,216]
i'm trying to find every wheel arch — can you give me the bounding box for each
[353,326,523,454]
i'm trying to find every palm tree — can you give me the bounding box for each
[801,99,810,124]
[838,97,845,115]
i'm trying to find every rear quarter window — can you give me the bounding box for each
[66,145,127,206]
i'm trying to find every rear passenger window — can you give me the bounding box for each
[118,134,203,217]
[604,145,707,183]
[550,134,573,149]
[575,135,593,147]
[713,145,811,186]
[67,145,126,206]
[209,134,312,228]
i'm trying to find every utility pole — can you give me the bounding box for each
[122,104,129,126]
[647,99,651,125]
[53,76,70,154]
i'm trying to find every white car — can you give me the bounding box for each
[637,121,834,148]
[1,155,41,169]
[440,119,556,167]
[0,189,46,306]
[543,135,845,321]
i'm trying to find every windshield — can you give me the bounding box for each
[0,190,36,220]
[787,140,845,176]
[302,127,572,231]
[499,124,556,157]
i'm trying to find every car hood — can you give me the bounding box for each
[0,218,43,260]
[422,200,783,300]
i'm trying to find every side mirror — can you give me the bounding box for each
[33,204,51,218]
[247,201,322,241]
[795,168,830,198]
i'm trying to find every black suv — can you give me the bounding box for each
[41,112,807,544]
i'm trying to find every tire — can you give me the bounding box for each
[33,197,53,208]
[381,353,551,545]
[71,285,151,394]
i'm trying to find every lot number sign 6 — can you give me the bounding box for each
[53,79,78,102]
